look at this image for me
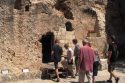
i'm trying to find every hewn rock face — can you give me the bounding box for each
[106,0,125,59]
[0,0,107,82]
[0,1,43,82]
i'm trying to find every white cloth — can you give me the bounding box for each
[67,48,74,60]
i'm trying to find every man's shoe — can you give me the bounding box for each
[75,73,79,76]
[72,76,76,78]
[56,78,60,82]
[107,80,112,83]
[115,77,120,83]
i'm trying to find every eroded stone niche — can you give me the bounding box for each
[14,0,31,11]
[65,21,74,31]
[54,0,74,19]
[14,0,22,10]
[82,6,101,37]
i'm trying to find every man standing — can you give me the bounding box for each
[72,39,80,76]
[107,36,119,83]
[51,39,63,82]
[79,39,95,83]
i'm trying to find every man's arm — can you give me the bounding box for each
[51,50,54,56]
[79,48,83,65]
[51,45,55,59]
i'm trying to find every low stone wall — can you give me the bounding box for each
[0,70,41,83]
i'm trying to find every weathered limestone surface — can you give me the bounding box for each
[0,0,107,82]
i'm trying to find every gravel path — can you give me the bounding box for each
[8,70,125,83]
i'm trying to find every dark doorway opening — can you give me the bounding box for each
[40,32,54,63]
[65,21,74,31]
[25,5,30,11]
[24,0,31,11]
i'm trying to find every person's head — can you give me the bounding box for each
[82,39,89,46]
[64,43,69,49]
[55,39,60,44]
[72,39,78,45]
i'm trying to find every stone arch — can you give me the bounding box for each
[87,17,101,37]
[83,6,97,17]
[83,7,101,37]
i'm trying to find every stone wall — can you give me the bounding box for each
[0,0,107,82]
[0,1,43,82]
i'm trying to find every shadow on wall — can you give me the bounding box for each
[39,32,54,63]
[54,0,74,20]
[14,0,31,11]
[105,0,125,60]
[14,0,22,10]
